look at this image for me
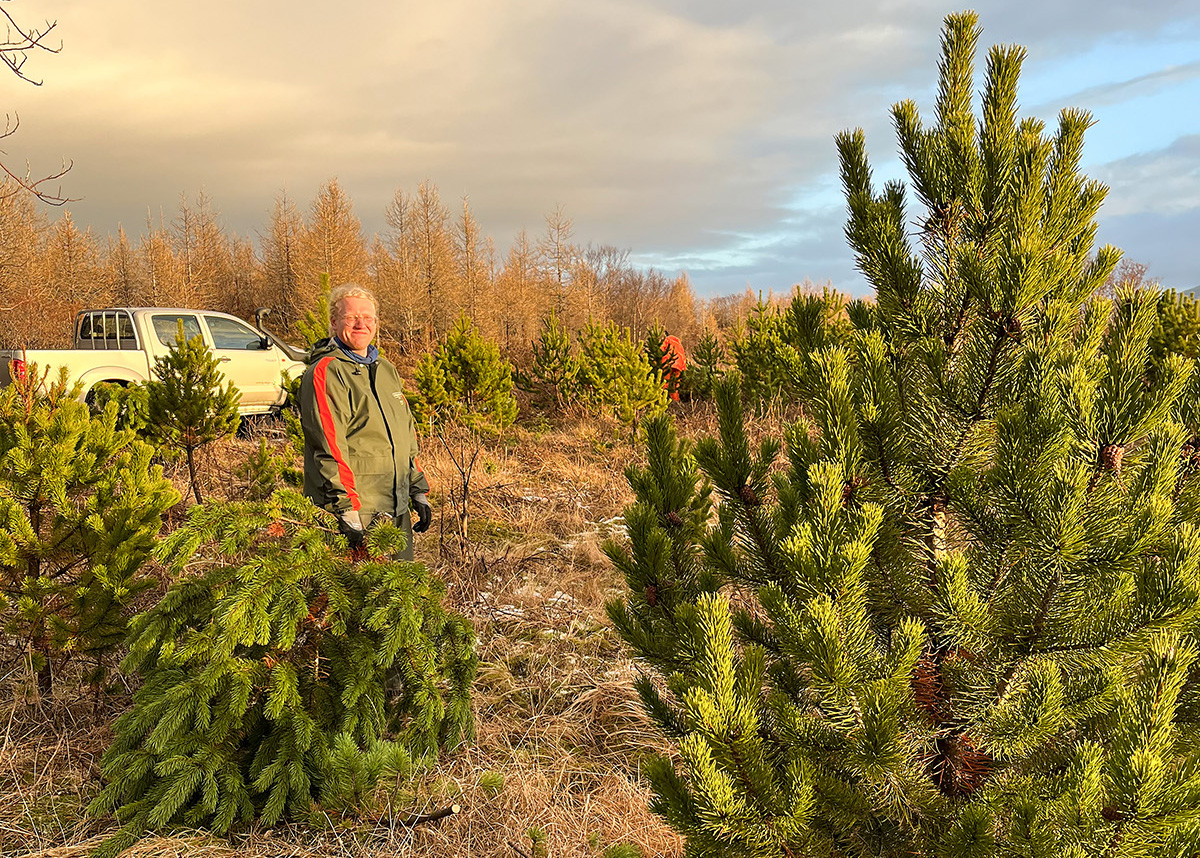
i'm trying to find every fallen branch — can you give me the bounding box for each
[397,802,462,827]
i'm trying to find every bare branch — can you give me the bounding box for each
[0,2,72,203]
[0,1,61,85]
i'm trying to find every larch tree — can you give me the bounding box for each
[297,179,369,312]
[410,179,456,345]
[259,191,305,328]
[139,209,182,307]
[456,195,494,338]
[607,12,1200,858]
[538,204,577,326]
[496,228,540,364]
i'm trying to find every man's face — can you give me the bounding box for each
[333,295,378,355]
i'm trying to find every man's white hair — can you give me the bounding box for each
[327,283,379,332]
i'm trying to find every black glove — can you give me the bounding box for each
[338,509,365,551]
[412,493,432,533]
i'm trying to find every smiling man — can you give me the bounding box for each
[298,283,432,560]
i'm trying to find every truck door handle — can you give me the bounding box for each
[217,356,231,362]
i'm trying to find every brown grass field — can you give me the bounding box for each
[0,401,779,858]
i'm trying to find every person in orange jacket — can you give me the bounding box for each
[660,334,687,401]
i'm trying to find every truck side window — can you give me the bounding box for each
[205,315,266,350]
[117,313,136,343]
[151,314,202,347]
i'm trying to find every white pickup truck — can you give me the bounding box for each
[0,308,309,415]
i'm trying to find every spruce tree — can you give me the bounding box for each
[87,488,476,856]
[607,12,1200,857]
[145,321,241,503]
[0,367,177,698]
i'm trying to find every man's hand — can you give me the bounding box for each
[412,493,432,533]
[339,509,365,551]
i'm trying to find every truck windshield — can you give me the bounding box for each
[151,314,203,346]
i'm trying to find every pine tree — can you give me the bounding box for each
[1152,288,1200,375]
[0,367,177,698]
[87,488,476,855]
[681,329,724,401]
[146,321,241,503]
[531,310,576,407]
[575,319,668,426]
[607,13,1200,857]
[411,315,518,431]
[295,273,332,349]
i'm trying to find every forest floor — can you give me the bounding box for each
[0,401,764,858]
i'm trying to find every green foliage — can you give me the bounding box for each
[87,489,477,853]
[531,310,576,406]
[237,439,288,501]
[145,321,240,503]
[0,366,177,697]
[1152,288,1200,374]
[603,843,645,858]
[477,770,505,798]
[608,13,1200,857]
[295,273,333,348]
[526,825,549,858]
[574,319,668,426]
[730,288,851,411]
[680,330,724,401]
[89,382,149,434]
[410,315,518,431]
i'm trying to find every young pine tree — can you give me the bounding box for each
[412,315,518,431]
[0,367,177,699]
[607,13,1200,858]
[146,321,241,503]
[575,319,668,426]
[680,329,724,401]
[87,488,476,856]
[531,309,576,407]
[295,272,333,348]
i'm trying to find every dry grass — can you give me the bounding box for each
[1,410,709,858]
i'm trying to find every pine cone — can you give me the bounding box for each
[1101,806,1125,822]
[1100,443,1125,474]
[644,584,658,607]
[738,484,761,506]
[931,733,992,796]
[665,510,684,528]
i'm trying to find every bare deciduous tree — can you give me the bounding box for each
[1,0,71,204]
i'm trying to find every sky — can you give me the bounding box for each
[4,0,1199,299]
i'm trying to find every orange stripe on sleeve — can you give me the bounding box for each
[313,357,361,511]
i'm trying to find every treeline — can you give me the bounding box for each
[0,178,783,358]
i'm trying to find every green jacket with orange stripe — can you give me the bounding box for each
[299,338,429,522]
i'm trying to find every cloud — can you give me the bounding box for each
[1094,135,1200,217]
[4,0,1198,300]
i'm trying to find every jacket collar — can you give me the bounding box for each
[332,336,378,365]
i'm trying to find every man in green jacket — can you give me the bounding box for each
[299,283,432,560]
